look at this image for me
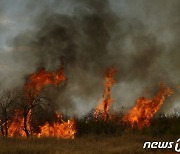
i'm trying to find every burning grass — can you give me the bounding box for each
[0,66,178,139]
[0,101,180,153]
[122,83,173,129]
[76,111,180,137]
[37,113,76,139]
[0,66,179,154]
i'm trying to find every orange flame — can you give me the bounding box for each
[24,66,65,97]
[94,68,116,120]
[8,110,26,137]
[38,113,76,139]
[8,66,76,139]
[123,83,173,129]
[8,109,32,137]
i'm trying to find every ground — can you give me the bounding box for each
[0,134,178,154]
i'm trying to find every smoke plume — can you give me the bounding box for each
[0,0,180,115]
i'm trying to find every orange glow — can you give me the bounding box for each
[123,83,173,129]
[177,85,180,89]
[94,68,116,120]
[7,66,77,139]
[8,110,26,137]
[24,66,65,97]
[38,113,76,139]
[8,109,32,137]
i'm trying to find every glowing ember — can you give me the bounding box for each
[123,83,173,129]
[38,113,76,139]
[94,67,116,120]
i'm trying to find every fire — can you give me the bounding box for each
[8,109,32,137]
[8,110,26,137]
[38,113,76,139]
[94,67,116,120]
[7,66,76,139]
[24,66,76,139]
[24,66,65,97]
[123,83,173,129]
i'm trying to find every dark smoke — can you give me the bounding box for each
[2,0,180,115]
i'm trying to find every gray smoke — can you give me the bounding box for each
[0,0,180,116]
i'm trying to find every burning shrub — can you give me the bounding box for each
[123,83,173,129]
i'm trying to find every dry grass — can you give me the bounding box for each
[0,134,177,154]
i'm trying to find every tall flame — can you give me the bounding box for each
[38,113,76,139]
[94,68,116,120]
[123,83,173,129]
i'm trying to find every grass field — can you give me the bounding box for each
[0,113,179,154]
[0,134,178,154]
